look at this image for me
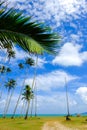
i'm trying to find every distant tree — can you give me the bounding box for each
[22,85,34,120]
[18,63,24,69]
[3,79,16,118]
[0,66,11,99]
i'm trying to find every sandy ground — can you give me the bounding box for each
[42,121,78,130]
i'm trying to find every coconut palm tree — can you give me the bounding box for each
[22,85,34,120]
[18,63,24,69]
[3,79,16,118]
[7,50,15,61]
[0,66,11,99]
[0,65,6,74]
[0,65,6,99]
[11,63,24,119]
[30,56,38,117]
[11,58,34,119]
[0,1,60,56]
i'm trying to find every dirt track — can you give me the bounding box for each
[42,121,78,130]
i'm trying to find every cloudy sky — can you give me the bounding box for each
[0,0,87,115]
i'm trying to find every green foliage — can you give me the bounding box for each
[0,1,61,55]
[5,79,16,91]
[22,85,34,101]
[18,63,24,69]
[25,57,35,66]
[0,65,6,73]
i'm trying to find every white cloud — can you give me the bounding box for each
[25,70,78,91]
[76,87,87,104]
[8,0,87,28]
[0,91,78,114]
[52,42,87,66]
[34,92,78,114]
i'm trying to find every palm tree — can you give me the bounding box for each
[7,50,15,61]
[65,77,70,120]
[18,63,24,69]
[0,1,60,56]
[11,63,24,119]
[0,66,11,98]
[0,66,11,100]
[0,65,6,99]
[0,65,6,74]
[22,85,34,120]
[11,58,34,119]
[30,56,38,117]
[3,79,16,118]
[6,67,11,73]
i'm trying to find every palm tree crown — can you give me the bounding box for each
[25,57,35,67]
[5,79,16,92]
[22,85,34,101]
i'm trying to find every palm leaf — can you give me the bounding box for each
[0,2,61,55]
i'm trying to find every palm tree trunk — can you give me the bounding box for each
[34,82,37,117]
[0,75,4,99]
[11,79,26,119]
[11,64,29,119]
[30,56,38,117]
[24,100,30,120]
[20,100,26,117]
[5,89,14,116]
[3,90,10,118]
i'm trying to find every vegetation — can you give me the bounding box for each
[0,0,60,120]
[22,85,34,119]
[0,1,60,55]
[0,116,87,130]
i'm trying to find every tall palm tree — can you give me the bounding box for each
[18,63,24,69]
[7,50,15,61]
[30,56,38,117]
[0,66,11,99]
[3,79,16,118]
[65,77,70,120]
[0,1,60,56]
[0,65,6,74]
[0,65,6,99]
[11,63,24,119]
[22,85,34,120]
[11,58,34,119]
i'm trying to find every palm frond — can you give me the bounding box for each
[0,1,61,55]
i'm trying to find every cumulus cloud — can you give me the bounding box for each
[25,70,78,91]
[76,87,87,104]
[52,42,87,66]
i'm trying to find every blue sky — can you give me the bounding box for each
[0,0,87,115]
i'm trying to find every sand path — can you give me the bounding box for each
[42,121,78,130]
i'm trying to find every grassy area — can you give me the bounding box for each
[59,116,87,130]
[0,116,87,130]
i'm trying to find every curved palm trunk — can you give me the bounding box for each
[5,88,14,116]
[20,100,26,117]
[3,90,10,118]
[11,79,26,119]
[34,82,37,117]
[24,100,30,120]
[11,67,29,119]
[0,56,8,99]
[30,56,38,117]
[0,76,4,99]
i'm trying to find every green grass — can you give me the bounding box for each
[0,116,87,130]
[61,116,87,130]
